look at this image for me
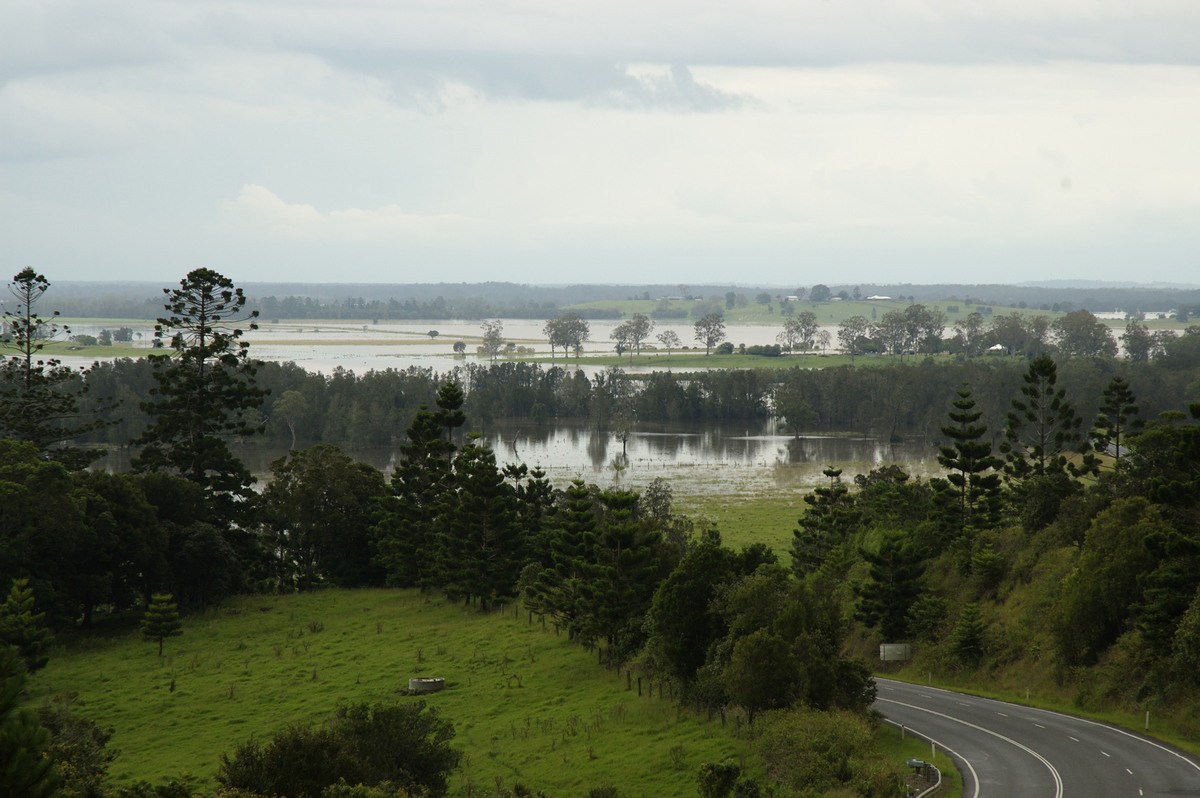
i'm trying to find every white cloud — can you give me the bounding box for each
[220,184,469,241]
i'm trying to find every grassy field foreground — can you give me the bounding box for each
[33,589,753,796]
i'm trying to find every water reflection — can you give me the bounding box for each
[96,419,941,496]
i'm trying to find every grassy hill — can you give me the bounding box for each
[33,589,755,795]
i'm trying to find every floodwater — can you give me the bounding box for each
[75,318,940,497]
[96,418,940,500]
[58,318,828,377]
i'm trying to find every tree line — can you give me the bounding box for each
[5,267,1200,796]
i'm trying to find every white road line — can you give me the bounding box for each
[878,697,1063,798]
[1101,751,1111,758]
[1034,723,1046,729]
[1070,736,1080,742]
[1126,768,1133,775]
[883,718,981,798]
[996,712,1009,717]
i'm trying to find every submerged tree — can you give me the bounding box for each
[133,269,266,524]
[0,268,109,467]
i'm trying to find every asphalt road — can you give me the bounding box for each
[874,678,1200,797]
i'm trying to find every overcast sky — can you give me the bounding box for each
[3,1,1199,287]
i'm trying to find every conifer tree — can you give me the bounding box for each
[935,384,1002,535]
[0,268,110,467]
[133,269,266,524]
[435,443,526,609]
[375,402,457,589]
[1092,375,1142,464]
[949,602,985,666]
[0,579,53,673]
[999,355,1095,480]
[855,532,924,641]
[140,593,183,656]
[522,479,597,635]
[579,490,664,657]
[0,646,59,798]
[791,467,860,577]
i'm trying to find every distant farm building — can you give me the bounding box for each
[866,295,892,301]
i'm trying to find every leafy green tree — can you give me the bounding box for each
[776,312,818,353]
[693,313,726,355]
[953,312,987,357]
[1054,499,1162,666]
[0,645,59,798]
[140,593,182,656]
[262,445,388,591]
[543,312,590,362]
[479,319,504,360]
[217,700,460,798]
[644,540,740,686]
[133,269,267,524]
[697,760,741,798]
[904,304,947,354]
[809,284,831,302]
[999,355,1095,481]
[272,389,312,450]
[723,629,799,724]
[611,314,653,360]
[1052,309,1117,358]
[836,315,871,364]
[1091,375,1141,463]
[0,268,109,467]
[774,389,819,437]
[0,579,53,673]
[655,329,681,358]
[1121,320,1155,362]
[871,310,908,357]
[935,383,1002,536]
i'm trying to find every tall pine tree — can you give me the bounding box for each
[133,269,266,525]
[935,383,1002,536]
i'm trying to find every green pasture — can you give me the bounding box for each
[33,589,753,796]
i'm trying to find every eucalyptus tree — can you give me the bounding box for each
[616,313,653,356]
[1052,309,1117,358]
[655,329,681,358]
[0,268,110,466]
[693,312,726,355]
[837,315,871,364]
[776,311,819,353]
[133,269,266,525]
[543,312,589,362]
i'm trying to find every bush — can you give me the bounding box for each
[218,700,460,798]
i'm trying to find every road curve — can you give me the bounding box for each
[874,678,1200,797]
